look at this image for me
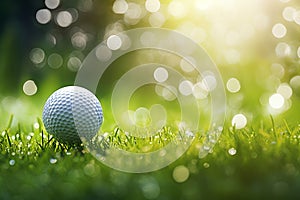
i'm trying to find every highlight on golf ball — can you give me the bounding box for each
[42,86,103,145]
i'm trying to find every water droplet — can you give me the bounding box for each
[34,122,40,129]
[203,145,210,151]
[50,158,57,164]
[9,160,15,166]
[228,147,237,156]
[203,162,210,168]
[185,131,194,138]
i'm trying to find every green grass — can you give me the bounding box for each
[1,115,300,200]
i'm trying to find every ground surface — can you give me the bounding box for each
[1,116,300,200]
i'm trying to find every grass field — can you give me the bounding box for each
[1,114,300,200]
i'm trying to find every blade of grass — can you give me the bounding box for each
[5,115,14,148]
[283,119,291,136]
[6,114,14,130]
[270,115,277,140]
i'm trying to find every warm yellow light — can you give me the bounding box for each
[168,1,186,18]
[145,0,160,13]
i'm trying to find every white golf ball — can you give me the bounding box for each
[42,86,103,145]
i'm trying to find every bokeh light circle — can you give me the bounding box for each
[75,28,226,173]
[272,23,287,39]
[269,93,285,109]
[36,9,51,24]
[48,53,63,69]
[173,165,190,183]
[45,0,60,10]
[113,0,128,14]
[23,80,38,96]
[30,48,45,64]
[226,78,241,93]
[56,11,73,27]
[232,114,247,129]
[145,0,161,13]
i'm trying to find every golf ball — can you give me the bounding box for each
[42,86,103,145]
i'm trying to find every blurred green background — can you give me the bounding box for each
[1,0,300,199]
[0,0,299,129]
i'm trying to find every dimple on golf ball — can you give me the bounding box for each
[42,86,103,145]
